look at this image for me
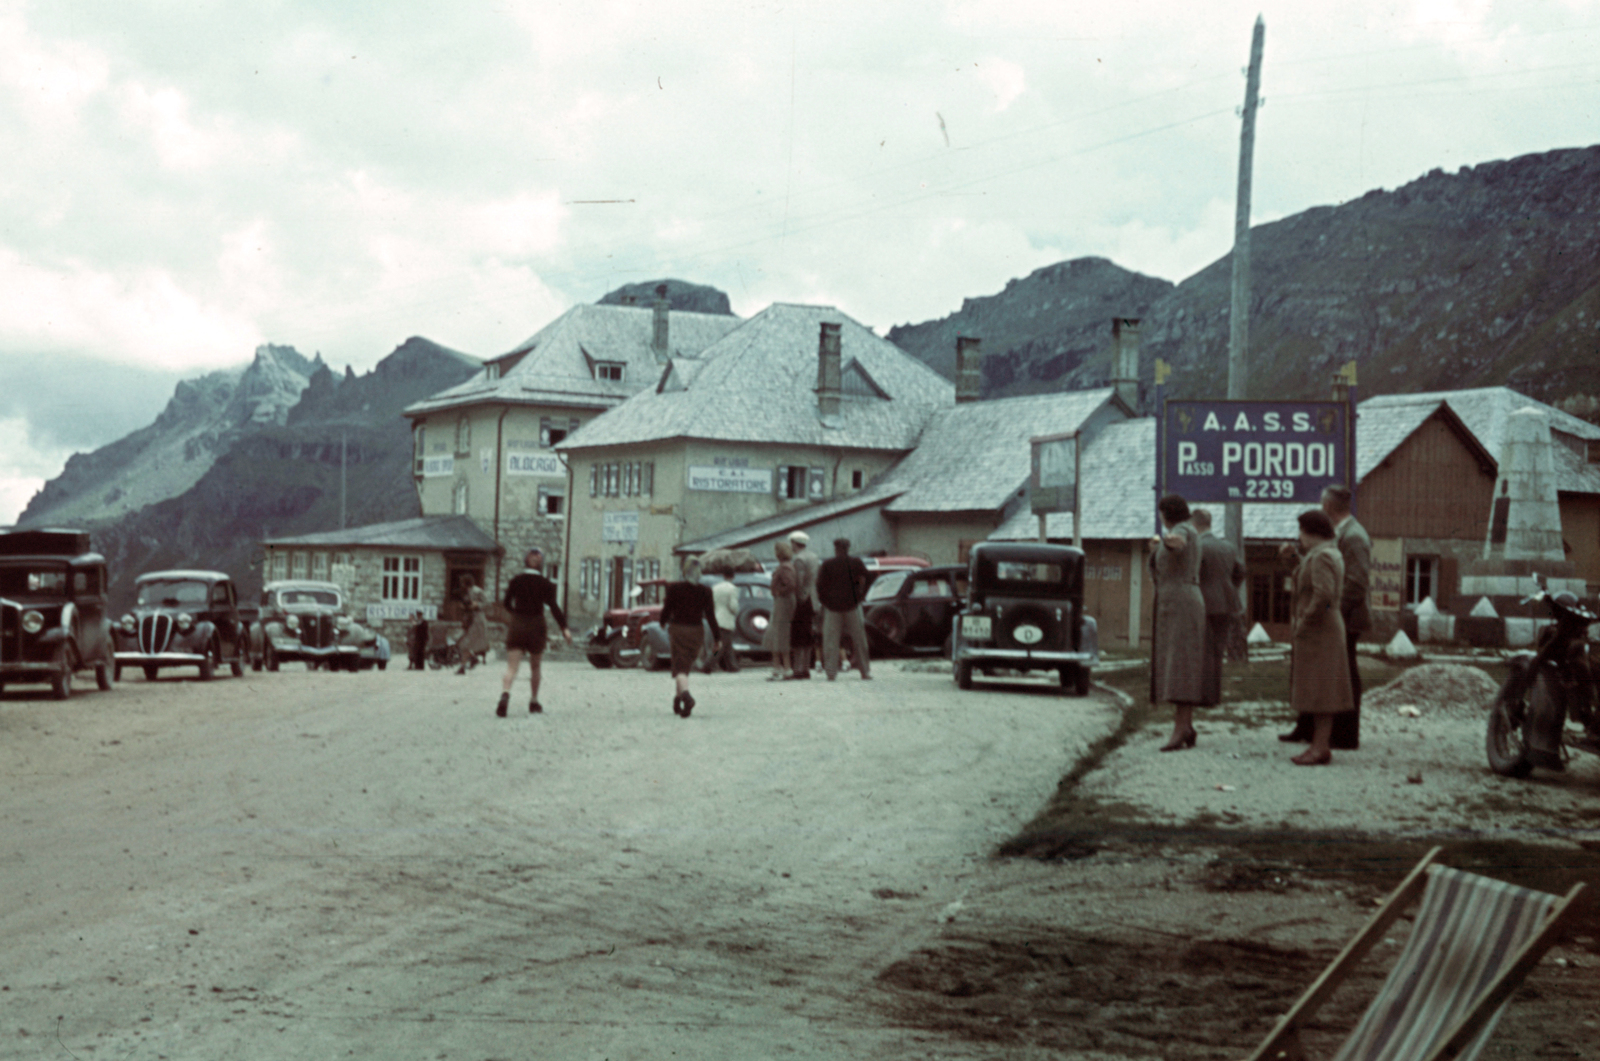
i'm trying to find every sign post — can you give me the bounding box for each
[1030,431,1080,546]
[1161,399,1350,505]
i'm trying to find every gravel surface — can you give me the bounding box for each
[1,657,1595,1060]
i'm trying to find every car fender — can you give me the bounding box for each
[641,621,669,654]
[1078,615,1099,664]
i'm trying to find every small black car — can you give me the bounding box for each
[862,564,966,657]
[951,542,1099,695]
[0,528,116,699]
[114,570,250,681]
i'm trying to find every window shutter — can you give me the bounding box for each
[589,464,599,497]
[643,462,654,496]
[775,465,789,498]
[808,466,825,500]
[540,417,551,448]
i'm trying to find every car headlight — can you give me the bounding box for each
[21,610,44,634]
[121,614,137,633]
[286,614,300,632]
[176,613,194,631]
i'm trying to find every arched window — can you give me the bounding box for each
[455,414,471,454]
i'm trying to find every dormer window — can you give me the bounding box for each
[486,363,501,381]
[595,361,625,382]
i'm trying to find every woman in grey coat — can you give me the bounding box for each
[1288,509,1354,765]
[1149,494,1208,751]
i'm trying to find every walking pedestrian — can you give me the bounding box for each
[763,541,796,681]
[1286,509,1354,765]
[787,531,819,679]
[818,538,872,680]
[406,611,429,670]
[454,581,490,674]
[1149,494,1208,750]
[1192,509,1245,704]
[1280,484,1370,749]
[705,570,740,673]
[497,548,573,717]
[659,558,721,718]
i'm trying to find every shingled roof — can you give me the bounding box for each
[884,389,1125,514]
[994,385,1600,545]
[263,515,499,552]
[559,303,954,451]
[403,303,740,417]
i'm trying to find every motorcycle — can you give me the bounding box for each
[1486,576,1600,778]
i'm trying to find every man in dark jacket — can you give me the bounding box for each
[817,538,871,680]
[1193,508,1245,704]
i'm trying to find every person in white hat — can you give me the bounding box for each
[787,530,820,679]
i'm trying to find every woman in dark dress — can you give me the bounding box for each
[658,558,721,719]
[497,548,572,717]
[1149,493,1208,751]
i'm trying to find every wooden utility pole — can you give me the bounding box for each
[1225,14,1264,561]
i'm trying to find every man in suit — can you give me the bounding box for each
[1281,484,1371,749]
[1192,509,1245,705]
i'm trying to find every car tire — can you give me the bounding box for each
[609,632,639,669]
[640,639,662,671]
[113,662,122,683]
[265,644,279,672]
[1060,664,1091,697]
[865,605,904,645]
[144,665,160,681]
[96,660,114,691]
[52,645,75,701]
[736,606,771,645]
[198,641,217,681]
[378,660,388,671]
[230,648,245,678]
[954,659,973,690]
[252,649,263,672]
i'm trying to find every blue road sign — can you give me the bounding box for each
[1163,400,1349,504]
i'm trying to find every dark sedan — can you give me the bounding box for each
[114,570,249,681]
[862,564,966,657]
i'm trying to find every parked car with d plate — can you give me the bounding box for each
[951,542,1098,695]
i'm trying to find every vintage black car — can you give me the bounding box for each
[259,580,390,671]
[114,570,250,681]
[862,564,966,657]
[951,542,1099,695]
[0,528,116,699]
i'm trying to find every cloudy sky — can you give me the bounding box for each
[3,0,1598,523]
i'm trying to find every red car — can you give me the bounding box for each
[583,578,671,669]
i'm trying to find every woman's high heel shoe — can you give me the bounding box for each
[1159,727,1197,752]
[1291,748,1331,766]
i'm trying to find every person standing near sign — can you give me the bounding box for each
[1192,509,1245,703]
[1285,509,1354,765]
[1150,494,1209,750]
[497,548,573,717]
[1280,484,1370,750]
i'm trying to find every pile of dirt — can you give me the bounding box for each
[1363,663,1501,721]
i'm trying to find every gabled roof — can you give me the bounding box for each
[403,303,740,417]
[262,515,499,552]
[558,303,954,451]
[884,389,1125,513]
[675,481,908,554]
[1360,386,1600,493]
[991,418,1160,542]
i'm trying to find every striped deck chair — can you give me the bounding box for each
[1247,847,1589,1061]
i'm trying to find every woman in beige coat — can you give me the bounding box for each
[1150,494,1208,751]
[1288,509,1354,765]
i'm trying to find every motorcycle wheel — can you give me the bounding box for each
[1486,686,1534,778]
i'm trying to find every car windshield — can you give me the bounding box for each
[909,576,954,599]
[864,570,909,602]
[279,589,341,607]
[975,555,1071,596]
[0,565,68,598]
[136,579,209,606]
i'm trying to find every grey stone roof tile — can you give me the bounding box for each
[884,390,1119,513]
[404,304,739,416]
[263,515,499,552]
[558,303,954,451]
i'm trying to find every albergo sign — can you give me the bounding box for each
[1162,400,1349,503]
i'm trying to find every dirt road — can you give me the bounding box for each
[2,658,1123,1059]
[4,658,1596,1060]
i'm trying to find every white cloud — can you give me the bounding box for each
[0,415,67,526]
[975,57,1027,113]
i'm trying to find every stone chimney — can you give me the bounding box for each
[955,336,982,403]
[1110,318,1141,411]
[817,322,842,421]
[652,283,670,362]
